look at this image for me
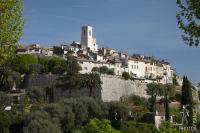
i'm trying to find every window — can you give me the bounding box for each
[89,30,91,36]
[83,30,86,36]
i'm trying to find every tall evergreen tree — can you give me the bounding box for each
[164,90,170,121]
[181,76,193,125]
[181,76,187,107]
[0,0,25,66]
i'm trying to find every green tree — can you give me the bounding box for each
[163,84,176,121]
[78,97,109,120]
[175,93,182,102]
[45,86,55,103]
[61,105,75,132]
[146,83,164,112]
[28,87,46,103]
[29,64,43,74]
[25,111,62,133]
[173,77,179,86]
[170,108,182,123]
[81,73,102,97]
[73,119,121,133]
[58,54,82,95]
[91,67,100,73]
[107,102,129,129]
[120,94,146,106]
[0,66,13,92]
[121,121,158,133]
[11,54,38,74]
[73,101,89,128]
[48,56,65,74]
[122,72,130,80]
[159,121,186,133]
[100,66,109,74]
[0,112,13,133]
[0,0,25,66]
[9,114,25,133]
[43,103,65,123]
[181,76,193,125]
[107,69,115,75]
[176,0,200,46]
[38,57,50,73]
[164,90,170,121]
[0,91,11,111]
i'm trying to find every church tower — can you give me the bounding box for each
[81,26,98,52]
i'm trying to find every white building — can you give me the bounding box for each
[81,26,98,52]
[154,111,173,129]
[78,58,116,74]
[127,57,146,78]
[18,25,176,85]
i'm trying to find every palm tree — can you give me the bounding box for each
[0,66,13,92]
[81,72,102,97]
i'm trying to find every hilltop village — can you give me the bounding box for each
[17,26,182,85]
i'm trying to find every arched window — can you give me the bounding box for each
[83,30,86,36]
[89,30,91,36]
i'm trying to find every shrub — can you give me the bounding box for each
[28,87,46,103]
[159,121,186,133]
[175,93,181,102]
[11,54,38,74]
[61,105,75,132]
[29,64,43,74]
[100,66,109,74]
[107,69,115,75]
[169,108,182,123]
[91,67,100,72]
[120,121,158,133]
[72,119,121,133]
[25,111,62,133]
[107,102,129,129]
[0,92,11,111]
[122,72,130,80]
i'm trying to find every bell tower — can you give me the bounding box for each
[81,26,98,52]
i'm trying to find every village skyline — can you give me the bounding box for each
[20,0,200,83]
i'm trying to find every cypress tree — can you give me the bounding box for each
[164,90,170,121]
[186,77,193,125]
[181,76,193,125]
[181,76,187,107]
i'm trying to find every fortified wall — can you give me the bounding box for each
[101,75,148,101]
[23,74,148,101]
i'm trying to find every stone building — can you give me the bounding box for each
[18,25,176,84]
[81,26,98,52]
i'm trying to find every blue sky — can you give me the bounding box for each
[21,0,200,84]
